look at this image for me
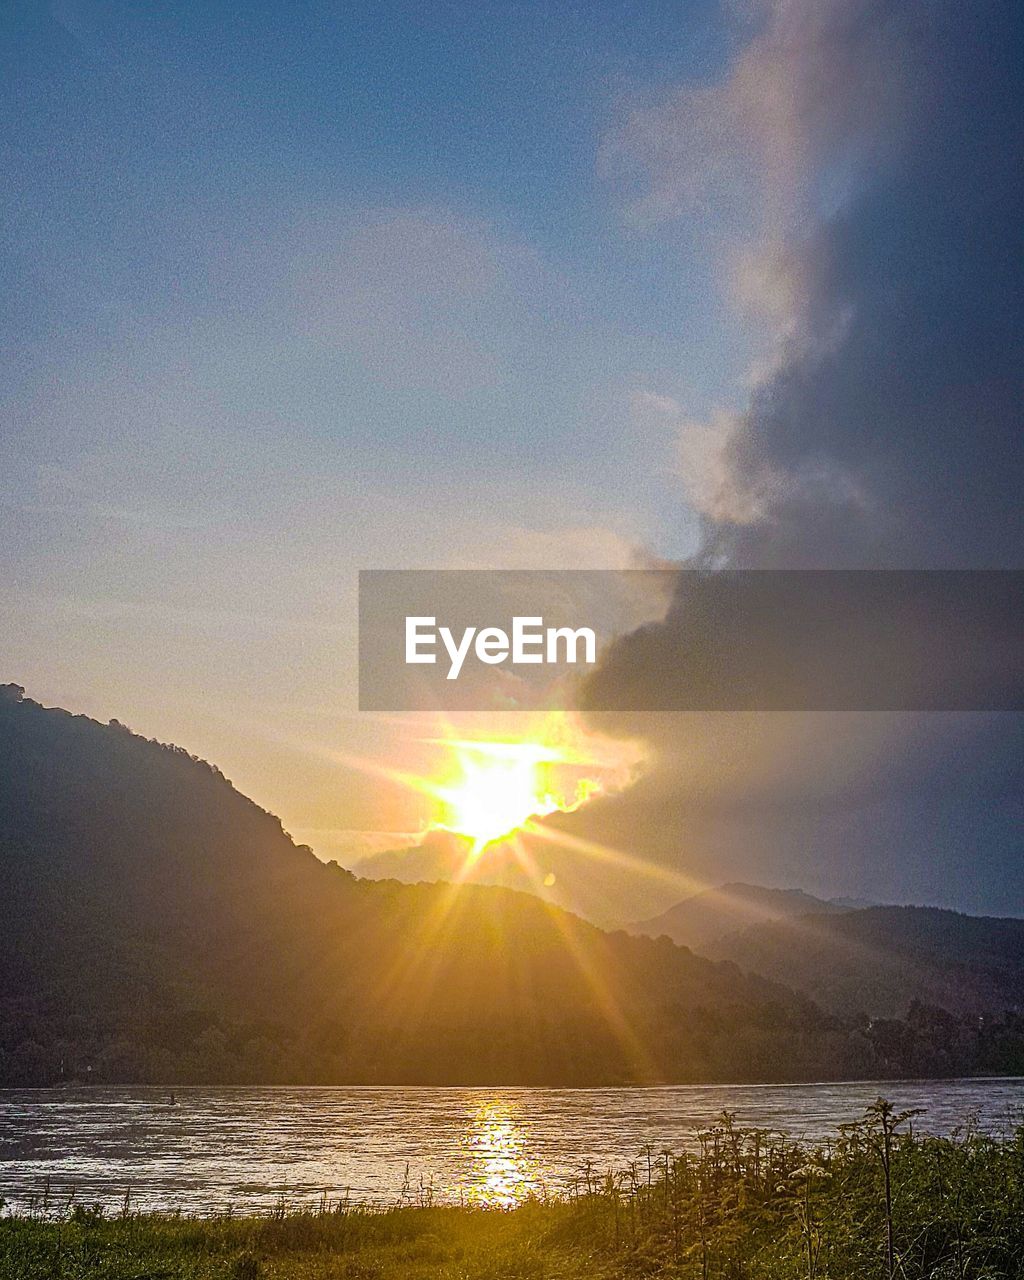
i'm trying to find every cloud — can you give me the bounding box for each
[565,0,1024,914]
[603,0,916,241]
[634,391,867,529]
[613,0,1023,570]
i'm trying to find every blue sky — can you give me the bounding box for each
[0,0,757,844]
[1,0,759,576]
[2,0,742,384]
[9,1,1014,916]
[3,2,727,261]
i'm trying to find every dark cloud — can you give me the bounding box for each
[659,0,1024,569]
[570,0,1024,914]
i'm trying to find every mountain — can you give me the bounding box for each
[0,685,839,1086]
[703,906,1024,1020]
[2,685,1022,1086]
[623,882,852,951]
[629,882,1024,1023]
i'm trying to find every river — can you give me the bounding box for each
[2,1078,1022,1214]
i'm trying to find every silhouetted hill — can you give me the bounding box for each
[2,685,1022,1085]
[704,906,1024,1019]
[624,883,850,951]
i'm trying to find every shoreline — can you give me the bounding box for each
[5,1072,1024,1093]
[4,1110,1023,1278]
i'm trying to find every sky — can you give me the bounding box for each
[2,0,1021,918]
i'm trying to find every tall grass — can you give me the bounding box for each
[557,1099,1024,1278]
[2,1100,1023,1278]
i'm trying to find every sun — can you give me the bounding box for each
[420,717,645,857]
[328,713,644,866]
[433,740,573,855]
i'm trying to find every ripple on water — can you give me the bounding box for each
[1,1079,1022,1214]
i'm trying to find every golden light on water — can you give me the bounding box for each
[463,1099,541,1207]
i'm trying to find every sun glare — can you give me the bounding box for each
[433,739,599,854]
[328,711,646,872]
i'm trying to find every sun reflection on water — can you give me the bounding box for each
[462,1099,543,1208]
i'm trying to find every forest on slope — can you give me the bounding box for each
[2,685,1022,1086]
[627,885,1024,1022]
[702,905,1024,1020]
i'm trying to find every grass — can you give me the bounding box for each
[3,1101,1024,1279]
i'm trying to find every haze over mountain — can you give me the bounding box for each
[703,906,1024,1021]
[626,883,1024,1023]
[0,685,849,1087]
[623,883,854,952]
[4,685,1023,1087]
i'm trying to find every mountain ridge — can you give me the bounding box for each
[623,881,852,951]
[704,904,1024,1020]
[2,684,1022,1086]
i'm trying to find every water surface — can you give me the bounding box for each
[2,1079,1021,1214]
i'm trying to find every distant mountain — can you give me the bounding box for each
[704,906,1024,1019]
[624,882,852,951]
[0,686,858,1086]
[2,685,1021,1086]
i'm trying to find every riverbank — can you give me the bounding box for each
[5,1077,1022,1215]
[3,1103,1023,1279]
